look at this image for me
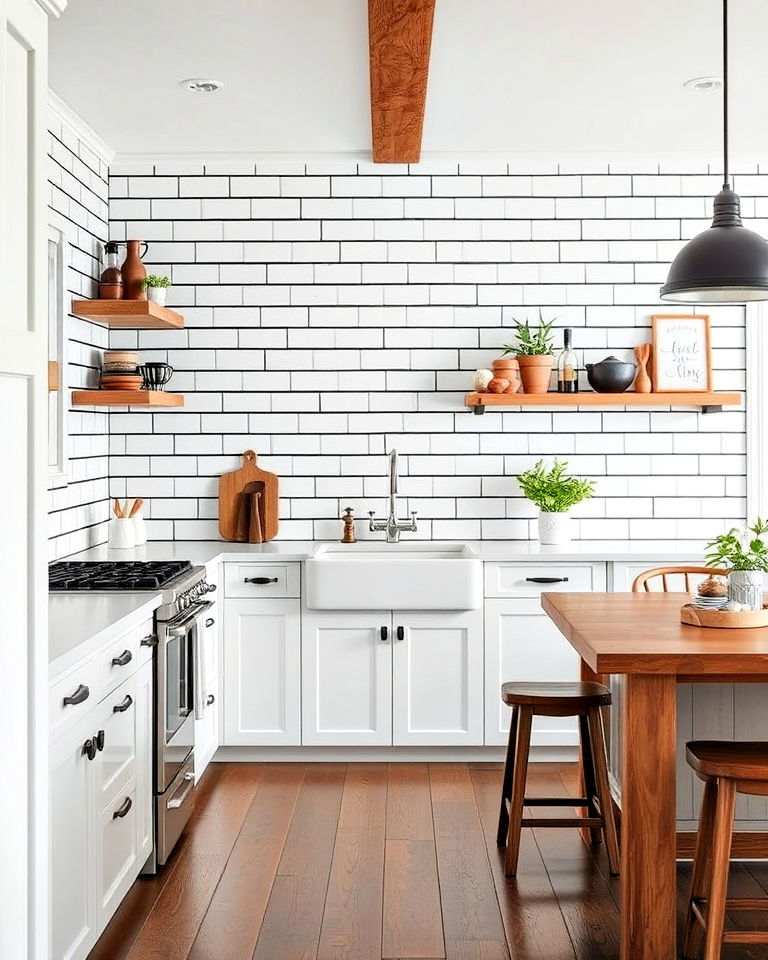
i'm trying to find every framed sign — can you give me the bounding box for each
[651,314,712,392]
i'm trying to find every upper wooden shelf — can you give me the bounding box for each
[71,300,184,329]
[465,391,742,415]
[72,390,184,407]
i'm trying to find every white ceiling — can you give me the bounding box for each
[49,0,768,159]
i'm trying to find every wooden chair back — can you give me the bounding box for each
[631,565,728,594]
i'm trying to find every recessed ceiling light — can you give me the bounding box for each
[179,78,224,94]
[683,76,723,91]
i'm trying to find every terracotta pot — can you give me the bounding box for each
[517,355,554,395]
[492,356,521,394]
[121,240,149,300]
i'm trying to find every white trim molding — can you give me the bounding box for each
[48,89,115,166]
[35,0,66,17]
[746,302,768,521]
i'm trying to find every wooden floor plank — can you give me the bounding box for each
[317,764,388,960]
[123,764,266,960]
[383,764,444,959]
[253,764,347,960]
[470,766,576,960]
[187,763,306,960]
[429,764,509,960]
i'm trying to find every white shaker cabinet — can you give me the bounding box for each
[195,567,220,779]
[223,598,301,746]
[302,610,392,746]
[392,609,484,746]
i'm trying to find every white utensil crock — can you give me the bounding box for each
[109,517,136,549]
[131,513,147,546]
[727,569,764,610]
[538,511,572,545]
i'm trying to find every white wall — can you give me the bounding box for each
[106,156,749,542]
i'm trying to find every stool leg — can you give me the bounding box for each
[504,705,533,877]
[682,779,718,960]
[702,777,736,960]
[586,705,620,876]
[579,712,601,845]
[497,705,519,844]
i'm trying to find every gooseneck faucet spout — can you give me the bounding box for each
[368,448,417,543]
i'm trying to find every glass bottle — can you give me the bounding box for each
[557,328,579,393]
[99,241,124,300]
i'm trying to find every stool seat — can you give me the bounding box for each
[501,681,611,717]
[687,740,768,787]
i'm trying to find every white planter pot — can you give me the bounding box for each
[727,569,765,610]
[147,286,167,306]
[538,511,572,545]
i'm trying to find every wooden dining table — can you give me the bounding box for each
[542,590,768,960]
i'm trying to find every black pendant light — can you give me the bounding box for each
[660,0,768,302]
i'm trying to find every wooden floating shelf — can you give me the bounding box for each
[72,390,184,408]
[71,299,184,329]
[465,391,742,415]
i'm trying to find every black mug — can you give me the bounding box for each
[139,362,173,391]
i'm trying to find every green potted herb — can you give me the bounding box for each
[501,312,555,394]
[705,519,768,610]
[517,458,595,544]
[140,274,172,307]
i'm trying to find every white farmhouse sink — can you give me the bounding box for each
[305,542,482,610]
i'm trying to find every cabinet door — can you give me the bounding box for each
[94,674,137,812]
[392,609,483,746]
[484,598,580,747]
[50,717,97,960]
[195,681,219,782]
[302,611,391,746]
[223,598,300,746]
[134,661,153,867]
[96,778,138,931]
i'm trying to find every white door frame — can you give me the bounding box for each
[745,302,768,521]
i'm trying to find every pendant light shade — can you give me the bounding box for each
[660,0,768,303]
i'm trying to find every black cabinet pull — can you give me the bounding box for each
[63,684,89,707]
[244,576,278,585]
[113,694,133,713]
[380,625,388,642]
[82,738,97,761]
[206,693,215,706]
[112,796,132,820]
[112,649,133,667]
[396,625,405,642]
[525,576,569,584]
[205,617,215,628]
[95,729,105,752]
[140,634,159,648]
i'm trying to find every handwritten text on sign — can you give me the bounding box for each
[653,317,710,391]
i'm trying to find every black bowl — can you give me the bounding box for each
[585,357,636,393]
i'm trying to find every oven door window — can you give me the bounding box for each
[165,621,194,743]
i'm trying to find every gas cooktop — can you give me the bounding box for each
[48,560,193,592]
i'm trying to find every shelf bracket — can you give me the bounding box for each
[472,403,485,415]
[702,405,723,415]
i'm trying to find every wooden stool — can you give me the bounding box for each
[683,741,768,959]
[496,681,619,877]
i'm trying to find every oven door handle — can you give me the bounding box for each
[167,771,195,810]
[166,601,214,637]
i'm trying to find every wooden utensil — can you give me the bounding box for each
[219,450,279,542]
[633,342,652,393]
[113,498,123,518]
[129,498,143,517]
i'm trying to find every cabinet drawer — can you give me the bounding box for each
[224,562,300,598]
[95,675,138,812]
[98,627,139,699]
[50,658,99,743]
[484,562,602,597]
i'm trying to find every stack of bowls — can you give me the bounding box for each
[101,350,142,391]
[693,593,729,610]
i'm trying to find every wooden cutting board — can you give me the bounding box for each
[218,450,279,542]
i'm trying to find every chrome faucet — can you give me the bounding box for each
[368,449,417,543]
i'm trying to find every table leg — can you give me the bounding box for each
[621,673,677,960]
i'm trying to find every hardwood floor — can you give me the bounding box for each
[88,762,768,960]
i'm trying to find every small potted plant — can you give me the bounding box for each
[502,312,555,394]
[705,519,768,610]
[517,458,595,544]
[140,274,172,307]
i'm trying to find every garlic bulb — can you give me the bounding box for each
[473,368,494,392]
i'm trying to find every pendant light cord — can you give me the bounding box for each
[723,0,730,189]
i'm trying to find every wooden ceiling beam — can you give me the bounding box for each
[368,0,436,164]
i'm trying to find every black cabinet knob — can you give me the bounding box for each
[244,577,278,585]
[95,729,105,752]
[82,738,97,761]
[112,796,132,819]
[205,617,215,628]
[63,684,89,707]
[526,576,569,584]
[113,694,133,713]
[140,634,159,647]
[111,649,133,667]
[380,625,389,642]
[206,693,215,706]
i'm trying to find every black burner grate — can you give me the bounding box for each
[48,560,193,591]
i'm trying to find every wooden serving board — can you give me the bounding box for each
[218,450,279,542]
[681,603,768,629]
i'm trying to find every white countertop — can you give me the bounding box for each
[49,591,161,677]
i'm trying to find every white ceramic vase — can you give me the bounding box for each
[727,569,764,610]
[538,511,571,545]
[147,286,167,306]
[109,517,136,549]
